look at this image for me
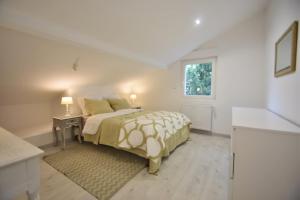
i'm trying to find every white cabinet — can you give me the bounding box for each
[0,127,44,200]
[230,107,300,200]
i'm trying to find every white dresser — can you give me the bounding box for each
[230,107,300,200]
[0,127,44,200]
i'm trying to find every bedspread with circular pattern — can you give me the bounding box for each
[118,111,191,163]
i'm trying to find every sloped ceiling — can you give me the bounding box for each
[0,0,269,67]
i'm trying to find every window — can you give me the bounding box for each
[183,58,216,98]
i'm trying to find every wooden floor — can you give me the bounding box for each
[17,133,230,200]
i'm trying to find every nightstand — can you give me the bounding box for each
[52,115,82,149]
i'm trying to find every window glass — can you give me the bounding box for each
[184,62,213,96]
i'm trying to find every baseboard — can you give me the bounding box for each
[39,137,76,150]
[24,130,72,147]
[191,128,231,138]
[212,132,231,138]
[191,128,212,135]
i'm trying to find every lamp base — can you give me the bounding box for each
[65,104,71,117]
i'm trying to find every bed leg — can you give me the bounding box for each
[148,158,161,175]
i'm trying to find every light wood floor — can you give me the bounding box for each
[17,133,230,200]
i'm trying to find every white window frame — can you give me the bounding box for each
[182,57,217,99]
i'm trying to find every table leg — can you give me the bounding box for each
[78,124,82,143]
[52,126,58,146]
[70,126,75,140]
[61,128,66,150]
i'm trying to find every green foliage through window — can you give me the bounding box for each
[184,62,212,96]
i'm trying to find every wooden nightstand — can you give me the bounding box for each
[52,115,82,149]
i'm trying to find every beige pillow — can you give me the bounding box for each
[84,98,114,115]
[107,98,131,111]
[77,96,103,116]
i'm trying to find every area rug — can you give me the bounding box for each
[44,143,147,200]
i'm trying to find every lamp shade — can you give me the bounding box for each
[130,94,137,100]
[61,96,73,105]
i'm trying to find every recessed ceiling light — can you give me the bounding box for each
[195,19,201,26]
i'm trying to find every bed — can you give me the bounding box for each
[82,108,191,174]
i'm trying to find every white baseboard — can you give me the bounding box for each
[23,130,72,147]
[191,128,230,138]
[212,132,231,138]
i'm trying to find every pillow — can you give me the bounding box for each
[84,98,114,115]
[77,97,103,116]
[107,98,131,111]
[77,97,88,116]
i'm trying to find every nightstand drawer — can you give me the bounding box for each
[65,118,81,125]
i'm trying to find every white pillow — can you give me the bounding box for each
[77,97,103,116]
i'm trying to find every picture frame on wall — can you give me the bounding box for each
[275,21,298,77]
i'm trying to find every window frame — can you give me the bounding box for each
[182,57,217,99]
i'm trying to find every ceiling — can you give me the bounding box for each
[0,0,269,67]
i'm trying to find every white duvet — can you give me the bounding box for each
[82,109,141,135]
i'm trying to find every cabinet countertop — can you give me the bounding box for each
[0,127,44,168]
[232,107,300,134]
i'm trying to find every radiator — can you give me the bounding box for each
[181,104,213,131]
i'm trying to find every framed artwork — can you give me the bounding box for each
[275,21,298,77]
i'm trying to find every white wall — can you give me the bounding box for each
[136,11,266,135]
[0,26,156,134]
[265,0,300,125]
[0,102,54,133]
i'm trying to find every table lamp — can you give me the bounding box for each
[61,96,73,116]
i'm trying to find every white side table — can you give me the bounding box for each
[52,115,82,149]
